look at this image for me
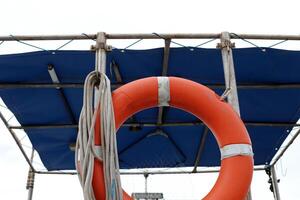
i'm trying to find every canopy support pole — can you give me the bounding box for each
[2,33,300,41]
[26,148,35,200]
[219,31,252,200]
[95,32,108,74]
[8,121,299,130]
[33,165,266,175]
[144,173,149,193]
[157,38,171,126]
[47,64,77,124]
[192,127,209,172]
[93,32,108,106]
[271,166,281,200]
[0,111,36,172]
[270,128,300,166]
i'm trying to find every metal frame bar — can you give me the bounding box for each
[34,165,267,176]
[7,122,299,130]
[220,32,241,114]
[1,83,299,89]
[270,127,300,166]
[192,127,209,172]
[96,32,107,74]
[111,60,123,83]
[1,31,299,199]
[270,165,281,200]
[157,39,171,126]
[119,165,268,175]
[47,64,77,124]
[93,32,107,108]
[219,32,251,199]
[26,148,35,200]
[36,171,78,175]
[0,111,36,172]
[1,33,300,41]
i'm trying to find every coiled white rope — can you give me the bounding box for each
[75,71,123,200]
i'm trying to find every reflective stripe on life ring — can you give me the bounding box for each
[93,77,253,200]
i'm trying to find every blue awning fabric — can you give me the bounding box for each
[0,48,299,171]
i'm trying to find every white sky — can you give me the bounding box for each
[0,0,300,199]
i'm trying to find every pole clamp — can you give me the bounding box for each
[91,32,112,51]
[217,39,235,51]
[91,44,112,51]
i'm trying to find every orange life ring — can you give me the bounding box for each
[93,77,253,200]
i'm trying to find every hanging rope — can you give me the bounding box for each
[76,71,123,200]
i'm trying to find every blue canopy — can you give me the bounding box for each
[0,47,299,170]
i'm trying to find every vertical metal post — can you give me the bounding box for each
[26,148,35,200]
[219,32,240,114]
[93,32,108,107]
[271,166,281,200]
[144,173,149,194]
[95,32,107,74]
[219,32,252,200]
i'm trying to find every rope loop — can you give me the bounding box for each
[76,71,122,200]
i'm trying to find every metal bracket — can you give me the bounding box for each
[91,44,112,51]
[91,32,112,51]
[217,39,235,51]
[220,87,231,101]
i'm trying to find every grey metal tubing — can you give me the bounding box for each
[106,33,221,39]
[36,171,78,175]
[0,33,300,41]
[0,111,36,172]
[157,39,171,125]
[26,149,35,200]
[107,33,300,40]
[120,165,267,175]
[111,61,123,83]
[270,127,300,166]
[220,31,251,200]
[192,127,209,172]
[9,124,78,129]
[96,32,107,74]
[47,64,77,124]
[35,165,267,176]
[220,32,241,114]
[8,122,300,130]
[161,39,171,76]
[27,188,33,200]
[1,83,299,89]
[0,34,96,41]
[0,83,84,89]
[271,166,281,200]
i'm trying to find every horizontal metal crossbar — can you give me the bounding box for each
[8,122,300,130]
[0,83,299,89]
[1,33,300,41]
[35,165,267,175]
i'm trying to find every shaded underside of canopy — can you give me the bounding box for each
[0,47,299,170]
